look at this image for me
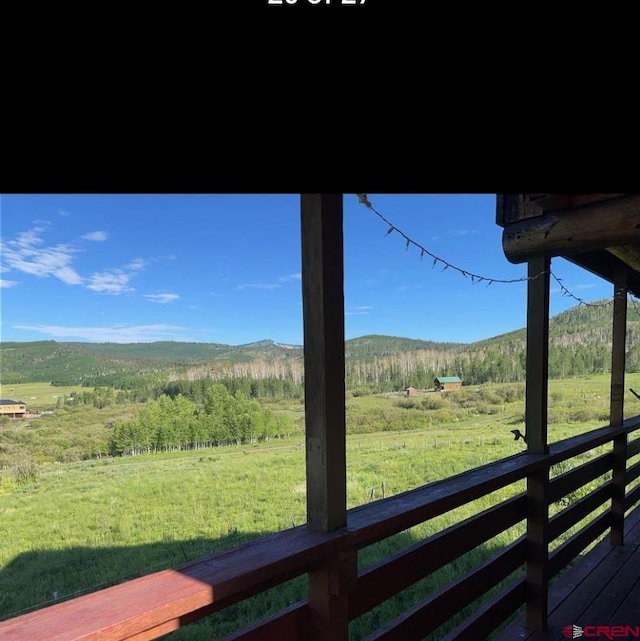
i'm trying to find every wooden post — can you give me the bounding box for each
[307,549,357,641]
[301,193,347,532]
[610,269,628,546]
[525,257,550,456]
[525,256,550,632]
[301,194,350,641]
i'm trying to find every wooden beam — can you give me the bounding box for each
[496,194,520,226]
[526,257,550,456]
[610,269,628,546]
[301,194,347,533]
[525,256,550,633]
[301,194,350,641]
[607,244,640,273]
[496,194,628,227]
[610,270,628,428]
[502,195,640,263]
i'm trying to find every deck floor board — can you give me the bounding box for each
[494,506,640,641]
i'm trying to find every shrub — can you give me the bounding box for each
[429,409,456,424]
[446,390,477,407]
[422,396,447,410]
[395,398,420,410]
[569,408,600,423]
[494,385,525,403]
[474,402,502,415]
[477,389,502,405]
[11,458,38,485]
[547,411,563,425]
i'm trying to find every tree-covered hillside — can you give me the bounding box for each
[345,335,463,359]
[2,300,639,389]
[0,340,304,386]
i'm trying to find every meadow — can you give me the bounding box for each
[1,374,640,639]
[0,382,81,412]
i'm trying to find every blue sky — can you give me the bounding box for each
[0,194,614,345]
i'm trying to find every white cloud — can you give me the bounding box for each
[0,279,18,288]
[568,284,596,291]
[238,273,301,290]
[551,283,597,295]
[1,224,156,295]
[126,258,147,271]
[55,267,84,285]
[1,223,84,286]
[346,306,373,316]
[278,273,302,283]
[237,283,282,290]
[143,293,180,304]
[81,231,108,242]
[87,271,134,294]
[14,324,186,343]
[85,257,152,294]
[85,258,148,295]
[432,229,477,241]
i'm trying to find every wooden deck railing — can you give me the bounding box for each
[2,416,640,641]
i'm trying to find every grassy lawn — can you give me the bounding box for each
[1,374,639,639]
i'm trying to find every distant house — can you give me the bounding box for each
[405,386,417,397]
[434,376,462,391]
[0,399,27,418]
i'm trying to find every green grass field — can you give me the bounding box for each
[0,382,80,411]
[1,374,640,639]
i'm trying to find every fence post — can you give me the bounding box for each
[525,256,550,632]
[610,269,628,546]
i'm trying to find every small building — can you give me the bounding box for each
[434,376,462,391]
[405,386,417,397]
[0,399,27,418]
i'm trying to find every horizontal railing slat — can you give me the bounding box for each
[548,453,612,504]
[362,539,525,641]
[350,494,526,619]
[626,483,640,510]
[628,436,640,459]
[0,527,345,641]
[626,460,640,485]
[438,578,526,641]
[548,511,611,578]
[220,603,308,641]
[548,482,612,541]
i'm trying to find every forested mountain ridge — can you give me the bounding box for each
[345,335,464,359]
[2,300,639,388]
[0,339,305,385]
